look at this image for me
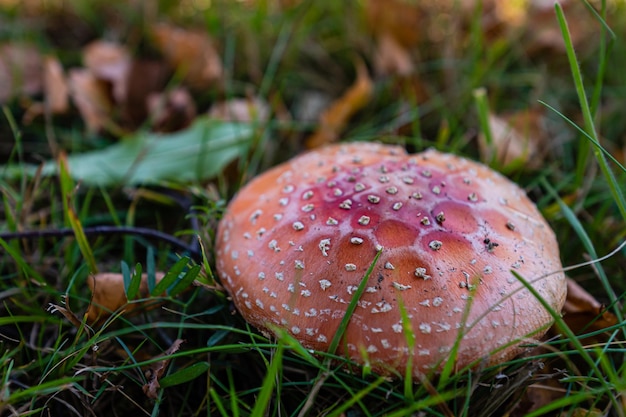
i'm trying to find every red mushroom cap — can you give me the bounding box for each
[216,142,566,377]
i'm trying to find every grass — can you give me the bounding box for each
[1,0,626,416]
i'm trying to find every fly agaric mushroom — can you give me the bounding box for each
[216,142,566,377]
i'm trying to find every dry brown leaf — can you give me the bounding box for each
[560,278,619,343]
[478,108,547,170]
[85,271,165,323]
[142,338,185,399]
[43,55,69,114]
[47,302,84,329]
[305,61,373,149]
[372,32,415,76]
[365,0,422,48]
[68,68,113,132]
[0,43,43,103]
[151,23,223,89]
[83,40,131,103]
[208,97,270,122]
[124,59,170,126]
[147,87,197,132]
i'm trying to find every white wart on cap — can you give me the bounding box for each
[216,142,566,377]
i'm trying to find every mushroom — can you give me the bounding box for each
[215,142,566,377]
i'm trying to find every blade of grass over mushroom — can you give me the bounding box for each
[329,249,382,356]
[512,270,622,415]
[270,326,320,367]
[395,295,414,396]
[437,281,479,391]
[297,250,382,417]
[555,3,626,221]
[540,177,624,326]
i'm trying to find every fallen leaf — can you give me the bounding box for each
[67,68,114,132]
[147,87,197,132]
[478,108,546,171]
[364,0,422,49]
[372,32,415,76]
[510,367,566,417]
[124,59,170,126]
[1,118,254,186]
[0,43,43,103]
[151,23,223,89]
[143,339,185,399]
[305,60,373,149]
[82,40,131,103]
[85,271,165,323]
[43,55,69,114]
[208,97,270,122]
[559,278,619,343]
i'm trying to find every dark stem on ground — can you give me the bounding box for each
[0,225,203,262]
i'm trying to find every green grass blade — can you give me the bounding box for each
[473,87,495,166]
[538,101,626,174]
[0,237,45,284]
[540,178,623,324]
[209,388,230,417]
[328,249,382,355]
[0,377,82,406]
[555,3,626,221]
[250,343,283,417]
[58,155,98,274]
[326,376,386,417]
[513,270,620,413]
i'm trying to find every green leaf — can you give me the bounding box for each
[159,362,210,389]
[151,257,190,296]
[1,119,253,186]
[168,264,201,297]
[147,247,156,294]
[206,329,230,347]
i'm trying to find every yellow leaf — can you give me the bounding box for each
[305,61,373,149]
